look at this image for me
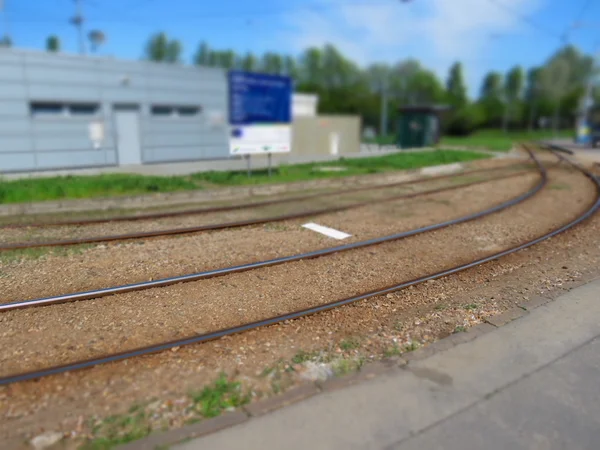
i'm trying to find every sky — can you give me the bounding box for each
[1,0,599,96]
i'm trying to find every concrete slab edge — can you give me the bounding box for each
[115,282,588,450]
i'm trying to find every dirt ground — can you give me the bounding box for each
[1,154,598,449]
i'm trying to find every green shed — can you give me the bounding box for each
[397,105,450,149]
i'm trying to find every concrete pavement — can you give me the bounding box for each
[175,278,600,450]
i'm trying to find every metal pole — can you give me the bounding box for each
[246,154,251,177]
[72,0,85,55]
[381,89,388,138]
[0,0,10,45]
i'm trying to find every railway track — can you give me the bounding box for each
[0,162,528,229]
[0,151,544,311]
[0,145,595,387]
[0,164,533,251]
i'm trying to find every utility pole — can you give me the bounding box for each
[380,88,388,138]
[0,0,11,45]
[70,0,85,55]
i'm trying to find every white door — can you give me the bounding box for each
[115,111,142,165]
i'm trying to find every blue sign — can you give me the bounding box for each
[228,71,292,126]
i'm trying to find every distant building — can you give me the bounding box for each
[0,48,319,173]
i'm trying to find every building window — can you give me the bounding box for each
[151,105,201,118]
[177,106,200,116]
[69,103,100,116]
[30,102,100,118]
[30,102,65,116]
[151,106,175,116]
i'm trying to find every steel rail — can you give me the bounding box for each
[0,162,530,229]
[0,152,544,312]
[2,146,596,386]
[0,169,534,252]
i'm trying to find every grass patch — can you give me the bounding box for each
[384,344,402,358]
[82,410,150,450]
[190,374,249,418]
[189,150,488,186]
[332,357,364,376]
[404,341,420,352]
[0,244,94,263]
[549,183,570,190]
[82,375,249,450]
[454,326,467,333]
[339,337,361,351]
[439,129,572,152]
[464,303,478,311]
[0,173,198,204]
[291,350,318,364]
[0,150,488,204]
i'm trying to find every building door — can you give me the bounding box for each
[114,107,141,165]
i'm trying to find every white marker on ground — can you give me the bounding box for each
[302,222,352,240]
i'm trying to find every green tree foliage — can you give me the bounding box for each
[478,72,504,127]
[241,52,258,72]
[504,65,525,129]
[0,35,12,47]
[261,52,284,75]
[194,41,210,66]
[144,32,182,63]
[446,62,468,108]
[46,35,60,52]
[145,35,597,135]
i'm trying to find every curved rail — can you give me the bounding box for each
[1,146,595,386]
[0,151,544,312]
[0,169,534,251]
[1,163,529,229]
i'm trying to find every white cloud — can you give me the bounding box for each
[281,0,543,90]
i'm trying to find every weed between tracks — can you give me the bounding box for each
[0,244,94,263]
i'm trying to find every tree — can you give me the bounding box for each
[241,52,258,72]
[408,69,445,104]
[446,62,468,108]
[480,71,503,101]
[166,40,182,63]
[298,47,323,88]
[194,41,210,66]
[503,65,525,130]
[88,30,106,53]
[284,55,298,80]
[389,59,421,103]
[524,67,543,131]
[46,35,60,52]
[367,63,392,135]
[478,71,504,127]
[261,52,283,74]
[0,35,12,48]
[539,58,571,132]
[144,32,182,63]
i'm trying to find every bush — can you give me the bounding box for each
[444,105,486,136]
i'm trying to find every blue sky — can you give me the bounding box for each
[1,0,599,96]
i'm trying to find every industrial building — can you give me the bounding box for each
[0,48,360,174]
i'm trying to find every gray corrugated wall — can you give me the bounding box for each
[0,49,230,173]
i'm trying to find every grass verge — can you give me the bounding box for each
[0,150,488,205]
[439,129,572,152]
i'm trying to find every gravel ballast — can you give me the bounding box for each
[0,157,597,448]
